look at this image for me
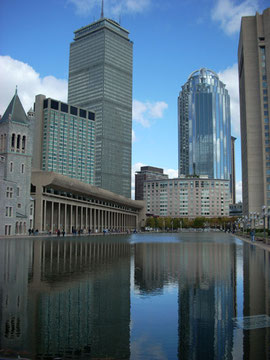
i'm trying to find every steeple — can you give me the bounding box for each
[101,0,104,18]
[0,89,28,124]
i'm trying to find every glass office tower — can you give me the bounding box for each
[68,18,133,198]
[178,68,231,181]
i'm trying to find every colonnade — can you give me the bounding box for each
[40,199,138,233]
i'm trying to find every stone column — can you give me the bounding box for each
[94,208,96,232]
[43,199,47,232]
[58,202,61,230]
[64,203,67,232]
[70,205,73,233]
[51,201,54,233]
[76,206,78,230]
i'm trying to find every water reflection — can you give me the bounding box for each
[0,233,269,360]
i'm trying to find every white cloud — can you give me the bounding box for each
[133,99,168,127]
[132,129,136,143]
[236,180,242,202]
[0,56,67,116]
[165,168,178,179]
[218,63,240,136]
[68,0,151,17]
[211,0,259,35]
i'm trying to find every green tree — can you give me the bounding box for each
[146,217,155,228]
[193,217,205,228]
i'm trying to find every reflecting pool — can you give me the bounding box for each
[0,232,269,359]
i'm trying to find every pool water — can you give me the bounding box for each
[0,232,269,359]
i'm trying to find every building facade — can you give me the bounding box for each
[68,17,133,198]
[178,68,232,182]
[135,166,168,200]
[238,8,270,215]
[231,136,236,204]
[144,176,230,218]
[31,171,145,234]
[33,95,95,185]
[0,91,33,235]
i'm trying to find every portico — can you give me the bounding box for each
[31,171,145,234]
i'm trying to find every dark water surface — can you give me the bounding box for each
[0,232,269,359]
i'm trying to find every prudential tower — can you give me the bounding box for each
[68,9,133,198]
[178,68,232,181]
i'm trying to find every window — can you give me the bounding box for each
[43,99,48,109]
[5,225,11,235]
[10,162,13,172]
[50,99,59,110]
[21,164,25,173]
[88,111,95,121]
[17,187,20,197]
[5,207,12,217]
[70,106,78,115]
[11,133,15,150]
[22,136,26,153]
[16,135,21,151]
[17,203,21,209]
[61,102,68,113]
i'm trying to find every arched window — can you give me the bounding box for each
[11,134,15,151]
[0,134,3,151]
[16,135,21,152]
[3,134,7,151]
[22,136,26,153]
[10,162,13,172]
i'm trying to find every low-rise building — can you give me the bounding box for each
[31,170,146,233]
[144,176,230,218]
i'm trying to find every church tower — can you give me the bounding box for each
[0,90,33,235]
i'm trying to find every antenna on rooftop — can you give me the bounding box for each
[101,0,104,18]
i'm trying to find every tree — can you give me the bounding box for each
[193,217,205,228]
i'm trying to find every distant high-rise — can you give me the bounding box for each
[231,136,236,204]
[33,95,95,185]
[135,166,168,200]
[238,8,270,215]
[68,16,133,198]
[178,68,232,182]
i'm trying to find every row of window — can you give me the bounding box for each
[9,162,25,174]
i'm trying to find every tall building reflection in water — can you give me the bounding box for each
[0,238,131,359]
[0,235,269,359]
[134,239,236,358]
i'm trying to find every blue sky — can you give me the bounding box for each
[0,0,268,200]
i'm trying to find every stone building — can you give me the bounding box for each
[0,90,33,235]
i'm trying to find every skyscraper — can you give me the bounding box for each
[68,15,133,198]
[32,95,95,185]
[238,8,270,215]
[178,68,231,182]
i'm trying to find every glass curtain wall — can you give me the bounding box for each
[178,68,231,180]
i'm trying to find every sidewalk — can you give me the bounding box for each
[235,232,270,252]
[0,231,132,241]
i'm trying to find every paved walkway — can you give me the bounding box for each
[0,231,132,241]
[235,232,270,252]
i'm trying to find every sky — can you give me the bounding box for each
[0,0,269,201]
